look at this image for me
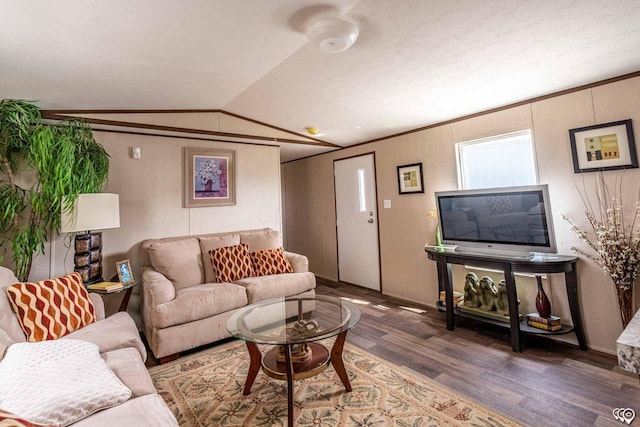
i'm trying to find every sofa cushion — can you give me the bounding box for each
[250,247,294,276]
[6,273,96,342]
[0,339,131,427]
[63,311,147,362]
[71,394,178,427]
[209,243,255,283]
[147,238,204,289]
[240,228,282,252]
[233,272,316,304]
[102,347,156,398]
[151,282,248,329]
[199,233,241,283]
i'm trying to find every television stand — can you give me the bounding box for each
[425,247,587,352]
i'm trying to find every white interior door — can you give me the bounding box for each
[334,154,380,290]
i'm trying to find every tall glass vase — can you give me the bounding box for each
[535,275,551,318]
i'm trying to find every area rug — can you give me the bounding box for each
[149,340,521,426]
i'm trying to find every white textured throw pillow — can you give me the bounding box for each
[0,339,131,426]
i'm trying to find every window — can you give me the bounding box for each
[456,130,537,189]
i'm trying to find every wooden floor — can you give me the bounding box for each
[146,277,640,426]
[315,278,639,427]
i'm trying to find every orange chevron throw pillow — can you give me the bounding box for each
[6,272,96,342]
[250,247,294,276]
[209,243,256,283]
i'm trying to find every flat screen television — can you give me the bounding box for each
[435,184,557,258]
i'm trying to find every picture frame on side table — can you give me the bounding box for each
[115,259,134,286]
[397,162,424,194]
[183,147,236,207]
[569,119,637,173]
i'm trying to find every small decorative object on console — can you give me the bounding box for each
[527,313,562,331]
[439,291,463,306]
[534,275,552,318]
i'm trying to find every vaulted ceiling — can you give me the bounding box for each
[2,0,640,162]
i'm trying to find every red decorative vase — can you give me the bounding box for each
[535,275,551,318]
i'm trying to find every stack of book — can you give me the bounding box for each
[526,312,562,331]
[439,291,464,306]
[87,281,124,293]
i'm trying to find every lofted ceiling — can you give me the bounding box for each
[2,0,640,162]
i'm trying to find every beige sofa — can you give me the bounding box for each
[140,228,316,362]
[0,267,177,426]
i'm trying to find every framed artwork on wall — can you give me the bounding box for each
[397,162,424,194]
[569,119,637,173]
[183,147,236,207]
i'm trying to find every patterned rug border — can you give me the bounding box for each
[149,339,524,427]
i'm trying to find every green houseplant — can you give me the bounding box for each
[0,99,110,281]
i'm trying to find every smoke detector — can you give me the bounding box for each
[306,18,359,53]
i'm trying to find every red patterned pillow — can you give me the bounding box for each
[250,247,294,276]
[6,272,96,342]
[209,243,256,282]
[0,409,52,427]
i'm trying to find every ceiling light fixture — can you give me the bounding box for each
[306,18,359,53]
[305,126,320,135]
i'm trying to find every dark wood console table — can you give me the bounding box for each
[425,247,587,352]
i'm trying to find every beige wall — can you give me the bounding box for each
[282,76,640,354]
[4,113,282,320]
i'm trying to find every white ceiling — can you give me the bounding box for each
[2,0,640,162]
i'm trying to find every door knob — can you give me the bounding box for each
[368,219,374,223]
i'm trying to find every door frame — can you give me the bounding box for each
[333,151,382,292]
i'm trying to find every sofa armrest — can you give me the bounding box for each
[142,267,176,305]
[89,293,106,321]
[284,251,309,273]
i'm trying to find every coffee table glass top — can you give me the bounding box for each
[227,295,361,345]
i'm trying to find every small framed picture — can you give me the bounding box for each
[569,119,637,173]
[115,259,134,285]
[397,163,424,194]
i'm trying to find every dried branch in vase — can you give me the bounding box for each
[562,172,640,328]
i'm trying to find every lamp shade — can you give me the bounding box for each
[60,193,120,233]
[307,18,359,53]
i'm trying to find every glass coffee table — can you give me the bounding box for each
[227,295,361,427]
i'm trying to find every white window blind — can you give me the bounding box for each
[456,130,537,189]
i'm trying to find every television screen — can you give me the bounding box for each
[436,185,557,255]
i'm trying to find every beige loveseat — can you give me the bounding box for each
[140,228,316,362]
[0,267,177,426]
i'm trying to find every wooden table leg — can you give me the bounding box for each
[118,287,133,312]
[565,267,588,350]
[243,342,262,395]
[503,268,522,353]
[284,344,294,427]
[330,330,352,392]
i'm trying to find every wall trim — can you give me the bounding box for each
[41,112,340,148]
[41,109,329,145]
[91,128,278,148]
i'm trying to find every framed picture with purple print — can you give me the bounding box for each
[183,147,236,207]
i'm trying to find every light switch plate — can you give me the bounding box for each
[384,199,391,209]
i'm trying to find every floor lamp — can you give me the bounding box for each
[60,193,120,285]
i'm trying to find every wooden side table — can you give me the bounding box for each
[86,282,140,312]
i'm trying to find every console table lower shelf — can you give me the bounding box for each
[436,301,577,336]
[425,247,588,352]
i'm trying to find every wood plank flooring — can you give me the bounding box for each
[146,277,639,426]
[315,278,639,427]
